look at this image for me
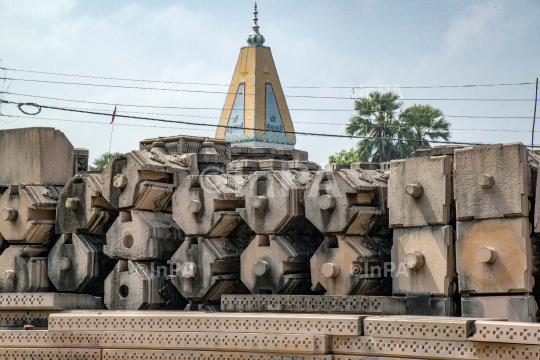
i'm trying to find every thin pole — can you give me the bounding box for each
[532,77,538,147]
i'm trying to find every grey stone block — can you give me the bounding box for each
[0,185,60,244]
[104,260,167,310]
[454,143,530,220]
[392,225,455,296]
[304,169,388,235]
[456,218,534,294]
[0,293,101,310]
[0,127,74,186]
[0,245,49,292]
[55,174,117,235]
[310,235,391,296]
[462,295,537,322]
[104,210,183,261]
[389,156,452,228]
[172,175,244,237]
[168,236,244,303]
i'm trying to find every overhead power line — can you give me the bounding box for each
[2,92,537,114]
[1,98,489,146]
[0,77,536,101]
[0,66,535,89]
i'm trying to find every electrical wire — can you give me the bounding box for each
[0,66,535,89]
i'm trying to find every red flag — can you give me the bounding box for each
[110,105,117,124]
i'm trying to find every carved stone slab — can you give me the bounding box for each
[0,310,53,329]
[49,311,363,335]
[0,330,50,347]
[103,349,332,360]
[104,210,183,261]
[0,347,101,359]
[0,127,74,186]
[0,293,101,310]
[470,320,540,344]
[461,295,537,323]
[0,185,60,244]
[56,174,117,235]
[172,175,244,237]
[104,260,166,310]
[454,143,530,220]
[304,169,388,235]
[392,225,455,296]
[48,331,331,354]
[169,236,242,303]
[364,316,476,341]
[0,245,49,292]
[456,218,533,294]
[332,335,540,359]
[310,235,391,296]
[388,156,452,227]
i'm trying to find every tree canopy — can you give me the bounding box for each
[88,152,118,171]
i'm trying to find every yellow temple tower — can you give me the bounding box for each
[215,4,295,148]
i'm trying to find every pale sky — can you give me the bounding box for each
[0,0,539,166]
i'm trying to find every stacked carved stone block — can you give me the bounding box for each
[388,154,456,315]
[454,143,538,322]
[305,163,392,296]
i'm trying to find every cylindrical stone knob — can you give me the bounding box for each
[0,208,18,222]
[65,197,80,210]
[477,247,497,263]
[322,263,340,278]
[59,257,72,271]
[4,270,15,280]
[404,252,425,270]
[181,262,198,278]
[252,196,268,210]
[319,194,336,210]
[478,174,494,189]
[188,200,202,213]
[113,174,128,188]
[405,183,423,198]
[253,260,270,276]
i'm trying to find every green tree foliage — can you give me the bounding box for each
[88,152,118,171]
[329,91,450,163]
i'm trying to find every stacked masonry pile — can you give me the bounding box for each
[0,128,103,328]
[1,311,540,359]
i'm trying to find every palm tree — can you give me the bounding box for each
[345,91,413,162]
[399,104,450,150]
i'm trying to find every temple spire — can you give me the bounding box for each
[247,3,265,45]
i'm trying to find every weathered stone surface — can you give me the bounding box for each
[304,169,388,235]
[231,145,308,161]
[0,127,74,186]
[104,210,183,261]
[49,311,364,335]
[470,320,540,344]
[389,156,452,227]
[0,310,54,329]
[0,348,101,359]
[48,233,114,294]
[104,260,167,310]
[239,171,320,235]
[0,185,60,244]
[101,143,198,211]
[140,134,231,163]
[0,293,101,310]
[410,144,464,158]
[461,295,537,322]
[172,175,244,237]
[454,143,530,220]
[168,236,244,303]
[0,245,49,292]
[241,235,320,295]
[48,331,331,354]
[103,350,332,360]
[228,159,320,175]
[392,225,455,296]
[73,148,89,175]
[56,174,117,235]
[310,235,391,296]
[0,330,51,347]
[456,218,534,294]
[364,316,476,340]
[332,336,540,359]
